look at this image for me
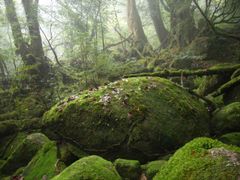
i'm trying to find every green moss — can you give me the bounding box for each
[141,160,166,179]
[43,77,210,160]
[15,95,46,119]
[219,132,240,147]
[0,133,50,175]
[231,69,240,79]
[154,137,240,180]
[59,143,88,165]
[23,142,61,180]
[0,112,18,121]
[0,119,42,138]
[52,155,121,180]
[0,121,18,138]
[212,102,240,135]
[0,133,27,160]
[114,158,141,179]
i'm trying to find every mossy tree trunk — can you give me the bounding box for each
[127,0,150,54]
[4,0,32,65]
[147,0,170,48]
[166,0,197,48]
[4,0,50,87]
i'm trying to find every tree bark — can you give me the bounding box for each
[147,0,169,48]
[22,0,47,65]
[127,0,149,52]
[124,64,240,78]
[4,0,50,87]
[4,0,32,65]
[165,0,197,48]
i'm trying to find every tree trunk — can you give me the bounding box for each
[4,0,32,65]
[166,0,197,48]
[147,0,169,48]
[22,0,49,76]
[4,0,50,87]
[22,0,44,59]
[127,0,149,53]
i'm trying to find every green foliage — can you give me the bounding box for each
[154,137,240,180]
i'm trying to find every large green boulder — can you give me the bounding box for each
[0,133,50,175]
[154,137,240,180]
[212,102,240,135]
[43,77,210,160]
[22,142,63,180]
[52,155,121,180]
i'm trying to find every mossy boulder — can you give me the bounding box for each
[22,141,62,180]
[219,132,240,147]
[43,77,210,160]
[154,137,240,180]
[58,142,88,166]
[52,155,121,180]
[212,102,240,135]
[223,84,240,104]
[114,158,141,179]
[0,133,50,175]
[0,133,27,160]
[141,160,167,179]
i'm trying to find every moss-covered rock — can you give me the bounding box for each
[141,160,167,179]
[114,158,141,180]
[212,102,240,135]
[52,155,121,180]
[223,84,240,104]
[219,132,240,147]
[154,137,240,180]
[0,133,50,175]
[0,133,27,160]
[22,141,62,180]
[58,142,88,166]
[43,77,210,160]
[0,91,15,115]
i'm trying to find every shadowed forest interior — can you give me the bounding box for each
[0,0,240,179]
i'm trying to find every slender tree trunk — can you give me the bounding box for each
[166,0,197,48]
[4,0,50,87]
[22,0,49,76]
[127,0,149,52]
[22,0,44,59]
[4,0,33,65]
[147,0,169,48]
[0,60,6,79]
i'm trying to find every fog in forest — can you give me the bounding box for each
[0,0,240,179]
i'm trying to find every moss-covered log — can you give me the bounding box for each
[212,75,240,97]
[124,64,240,78]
